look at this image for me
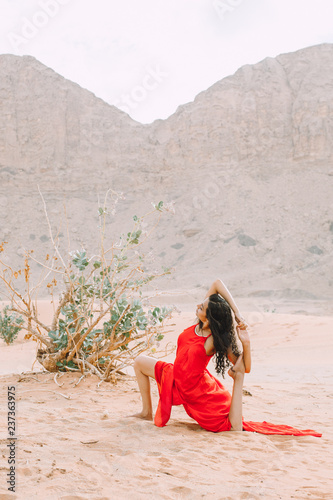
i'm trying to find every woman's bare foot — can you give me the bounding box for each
[130,411,153,421]
[228,354,245,380]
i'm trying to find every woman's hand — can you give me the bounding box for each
[236,325,250,346]
[234,312,249,330]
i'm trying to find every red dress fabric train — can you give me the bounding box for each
[154,325,321,437]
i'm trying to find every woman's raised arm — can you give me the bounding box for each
[205,279,247,328]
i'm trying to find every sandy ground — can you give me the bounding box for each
[0,300,332,500]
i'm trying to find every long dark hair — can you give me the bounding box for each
[199,294,240,377]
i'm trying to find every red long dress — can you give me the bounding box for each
[154,324,321,437]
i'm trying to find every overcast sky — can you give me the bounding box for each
[1,0,332,123]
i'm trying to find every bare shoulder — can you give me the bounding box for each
[204,335,215,356]
[227,345,238,365]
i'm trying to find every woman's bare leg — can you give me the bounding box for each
[132,355,158,420]
[228,354,245,431]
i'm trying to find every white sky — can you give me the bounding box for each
[1,0,332,123]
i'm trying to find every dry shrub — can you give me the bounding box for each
[0,191,175,382]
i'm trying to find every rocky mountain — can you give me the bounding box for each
[0,44,332,312]
[149,43,333,166]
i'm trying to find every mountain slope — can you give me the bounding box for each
[0,45,332,311]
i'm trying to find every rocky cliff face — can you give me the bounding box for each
[0,44,332,311]
[0,54,153,191]
[149,44,333,166]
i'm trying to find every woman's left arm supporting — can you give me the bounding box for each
[227,327,251,373]
[237,326,251,373]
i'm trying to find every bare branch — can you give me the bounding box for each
[54,373,64,387]
[38,185,67,269]
[10,307,51,334]
[51,291,70,331]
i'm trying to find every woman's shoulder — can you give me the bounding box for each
[204,334,215,356]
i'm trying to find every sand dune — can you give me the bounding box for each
[0,305,332,499]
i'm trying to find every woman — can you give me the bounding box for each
[133,279,321,437]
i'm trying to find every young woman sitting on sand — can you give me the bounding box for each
[133,279,321,437]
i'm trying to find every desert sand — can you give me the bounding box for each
[0,298,332,500]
